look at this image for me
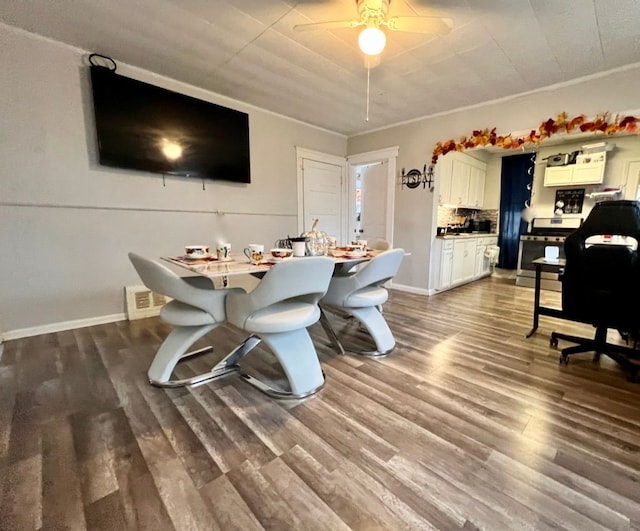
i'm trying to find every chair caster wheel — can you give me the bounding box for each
[550,337,558,348]
[559,354,569,365]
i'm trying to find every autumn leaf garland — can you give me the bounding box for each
[431,112,639,164]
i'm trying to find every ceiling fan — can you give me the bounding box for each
[293,0,453,57]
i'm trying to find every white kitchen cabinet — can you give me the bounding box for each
[437,152,486,208]
[467,165,485,208]
[451,238,477,286]
[436,160,451,206]
[474,236,498,279]
[440,247,453,290]
[438,169,452,205]
[433,235,495,292]
[437,156,453,205]
[433,239,454,291]
[572,162,605,184]
[450,159,471,206]
[474,243,486,279]
[543,166,573,186]
[543,159,605,187]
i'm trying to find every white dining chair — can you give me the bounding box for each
[320,248,405,356]
[225,256,335,399]
[128,252,248,387]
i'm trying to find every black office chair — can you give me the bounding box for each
[550,200,640,381]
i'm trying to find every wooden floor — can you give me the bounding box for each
[2,276,640,530]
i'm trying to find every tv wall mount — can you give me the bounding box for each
[88,53,117,72]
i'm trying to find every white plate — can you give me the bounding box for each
[345,251,366,258]
[183,253,212,260]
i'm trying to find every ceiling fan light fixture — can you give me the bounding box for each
[358,26,386,56]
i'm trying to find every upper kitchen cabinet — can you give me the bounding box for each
[467,165,486,208]
[543,158,606,186]
[437,152,487,209]
[543,143,608,187]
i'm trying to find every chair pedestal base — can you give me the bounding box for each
[149,326,260,388]
[239,372,325,399]
[319,308,346,355]
[149,325,325,397]
[551,326,640,382]
[320,306,395,357]
[238,329,326,399]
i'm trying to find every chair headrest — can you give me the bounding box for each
[570,200,640,239]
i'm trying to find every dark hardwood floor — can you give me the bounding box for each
[2,276,640,530]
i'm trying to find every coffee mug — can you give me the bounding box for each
[216,242,232,261]
[291,241,306,257]
[244,244,264,265]
[349,243,366,255]
[185,245,210,257]
[288,237,307,257]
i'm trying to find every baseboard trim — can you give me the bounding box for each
[4,283,432,340]
[389,282,432,296]
[3,313,127,341]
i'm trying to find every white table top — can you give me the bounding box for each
[162,254,373,279]
[532,257,566,266]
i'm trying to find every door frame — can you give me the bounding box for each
[296,147,348,243]
[347,146,399,246]
[624,158,640,200]
[296,145,398,246]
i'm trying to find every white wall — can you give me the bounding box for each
[347,65,640,292]
[0,24,346,336]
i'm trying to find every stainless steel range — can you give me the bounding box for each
[516,217,583,291]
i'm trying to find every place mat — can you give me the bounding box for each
[169,255,221,265]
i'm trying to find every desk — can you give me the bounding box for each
[526,257,566,338]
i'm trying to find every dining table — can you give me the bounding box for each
[161,252,376,283]
[161,249,402,359]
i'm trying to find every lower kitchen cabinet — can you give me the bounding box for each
[475,243,486,279]
[439,245,453,290]
[473,236,498,279]
[451,238,477,285]
[433,235,498,293]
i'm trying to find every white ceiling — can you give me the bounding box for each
[2,0,640,136]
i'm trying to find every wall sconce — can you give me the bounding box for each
[401,165,435,191]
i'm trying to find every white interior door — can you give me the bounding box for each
[357,161,388,242]
[296,146,397,247]
[347,146,398,248]
[302,159,343,235]
[296,148,346,241]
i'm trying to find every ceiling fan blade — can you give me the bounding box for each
[293,19,362,32]
[383,16,453,35]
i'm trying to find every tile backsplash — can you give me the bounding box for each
[437,207,499,232]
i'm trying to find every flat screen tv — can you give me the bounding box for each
[89,66,251,183]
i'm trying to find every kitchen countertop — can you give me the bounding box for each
[436,232,498,240]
